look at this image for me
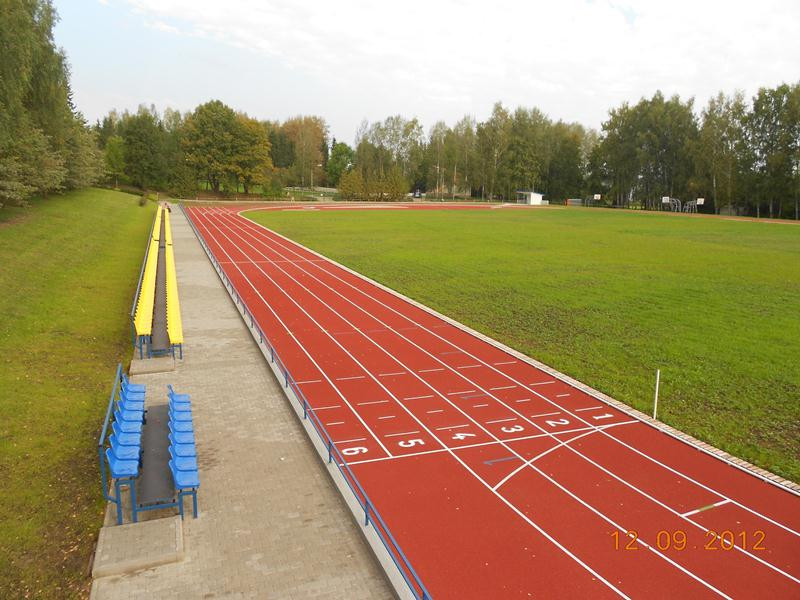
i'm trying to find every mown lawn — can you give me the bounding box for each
[246,207,800,481]
[0,189,154,598]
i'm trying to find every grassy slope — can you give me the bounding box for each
[0,189,154,598]
[246,207,800,481]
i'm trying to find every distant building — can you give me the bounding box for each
[516,190,546,205]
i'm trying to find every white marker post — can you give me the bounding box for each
[653,369,661,419]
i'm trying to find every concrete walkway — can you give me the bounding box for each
[91,207,391,599]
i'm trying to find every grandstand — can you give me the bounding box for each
[132,206,183,358]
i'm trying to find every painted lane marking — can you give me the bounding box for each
[334,437,366,445]
[357,400,389,406]
[486,417,517,424]
[575,406,604,412]
[385,430,421,438]
[344,421,640,466]
[530,381,556,386]
[311,405,341,411]
[426,409,444,414]
[484,456,518,466]
[457,364,482,370]
[447,389,476,396]
[515,399,531,403]
[682,499,731,517]
[378,415,396,420]
[493,361,516,366]
[379,371,406,377]
[418,367,445,373]
[295,379,322,385]
[336,375,365,381]
[556,393,571,398]
[436,424,469,431]
[404,394,434,401]
[473,404,489,408]
[490,385,516,391]
[326,421,345,426]
[530,411,561,418]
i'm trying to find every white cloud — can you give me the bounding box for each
[122,0,800,138]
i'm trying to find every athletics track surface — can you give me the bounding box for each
[186,204,800,599]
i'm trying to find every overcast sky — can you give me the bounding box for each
[54,0,800,144]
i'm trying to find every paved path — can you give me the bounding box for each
[91,206,391,599]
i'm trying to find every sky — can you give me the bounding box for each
[53,0,800,144]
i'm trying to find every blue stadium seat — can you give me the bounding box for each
[169,446,198,471]
[168,426,195,445]
[168,459,199,519]
[113,409,143,433]
[170,419,193,433]
[112,421,142,446]
[108,433,140,461]
[121,373,146,393]
[168,433,197,457]
[168,405,192,422]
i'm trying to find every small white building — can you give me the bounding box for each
[516,190,546,205]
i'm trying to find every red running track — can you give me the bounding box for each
[186,205,800,599]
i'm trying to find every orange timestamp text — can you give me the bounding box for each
[611,529,766,552]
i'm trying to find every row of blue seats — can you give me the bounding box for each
[167,384,200,519]
[104,373,146,524]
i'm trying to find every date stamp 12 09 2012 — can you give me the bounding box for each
[612,529,766,552]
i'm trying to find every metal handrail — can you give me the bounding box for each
[98,363,122,501]
[180,204,431,600]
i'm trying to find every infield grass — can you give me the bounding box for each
[245,206,800,482]
[0,189,154,598]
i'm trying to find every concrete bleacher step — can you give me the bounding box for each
[92,515,184,578]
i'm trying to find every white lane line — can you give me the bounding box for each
[493,361,516,366]
[530,381,556,386]
[221,213,742,591]
[490,385,516,391]
[336,375,365,381]
[436,424,469,431]
[486,417,517,424]
[378,415,396,420]
[681,499,731,517]
[426,409,444,414]
[418,367,445,373]
[447,389,476,395]
[457,364,482,369]
[575,406,604,412]
[326,421,345,426]
[385,430,420,438]
[379,371,406,377]
[556,393,571,398]
[530,411,561,418]
[311,405,341,411]
[356,400,389,406]
[404,394,434,401]
[473,404,489,408]
[334,437,366,444]
[295,379,322,385]
[192,215,394,458]
[515,398,531,403]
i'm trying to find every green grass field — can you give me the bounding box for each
[0,189,154,598]
[246,207,800,481]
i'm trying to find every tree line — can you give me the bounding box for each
[339,87,799,217]
[0,0,103,206]
[94,103,329,198]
